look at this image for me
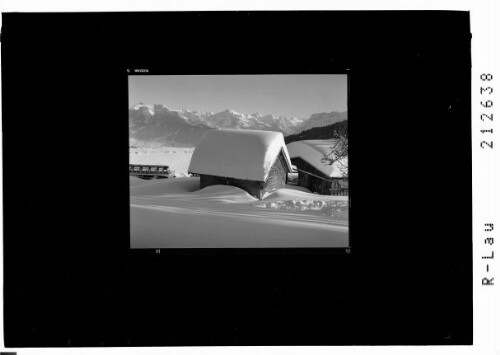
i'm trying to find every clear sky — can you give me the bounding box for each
[128,75,347,119]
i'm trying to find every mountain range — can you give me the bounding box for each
[129,103,347,147]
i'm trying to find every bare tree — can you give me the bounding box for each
[321,132,348,178]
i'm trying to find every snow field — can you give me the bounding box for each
[254,187,348,221]
[254,199,348,220]
[130,177,349,248]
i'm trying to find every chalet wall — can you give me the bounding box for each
[291,157,348,196]
[298,172,333,195]
[262,153,288,195]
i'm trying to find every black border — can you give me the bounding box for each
[2,11,472,346]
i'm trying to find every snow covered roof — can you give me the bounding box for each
[188,129,293,182]
[286,139,347,178]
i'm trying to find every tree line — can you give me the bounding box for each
[284,120,348,144]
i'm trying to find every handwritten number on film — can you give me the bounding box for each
[480,74,494,149]
[480,74,495,286]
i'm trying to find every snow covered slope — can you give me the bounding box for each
[188,129,292,181]
[301,111,347,131]
[129,104,211,147]
[130,177,348,248]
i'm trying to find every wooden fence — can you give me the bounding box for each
[129,164,171,179]
[330,187,349,196]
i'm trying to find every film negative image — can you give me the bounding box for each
[129,74,348,248]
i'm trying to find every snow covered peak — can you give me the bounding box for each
[129,103,345,139]
[250,112,264,118]
[131,103,153,110]
[221,109,245,117]
[130,103,172,115]
[178,108,214,116]
[130,103,155,116]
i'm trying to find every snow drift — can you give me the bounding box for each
[130,177,348,248]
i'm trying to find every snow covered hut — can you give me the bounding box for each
[188,129,293,199]
[286,139,348,196]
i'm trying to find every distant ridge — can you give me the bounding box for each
[284,120,347,145]
[129,103,347,146]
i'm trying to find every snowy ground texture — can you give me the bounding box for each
[130,176,349,248]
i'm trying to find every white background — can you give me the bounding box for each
[0,0,498,354]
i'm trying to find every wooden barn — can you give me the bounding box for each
[188,129,293,199]
[287,139,348,196]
